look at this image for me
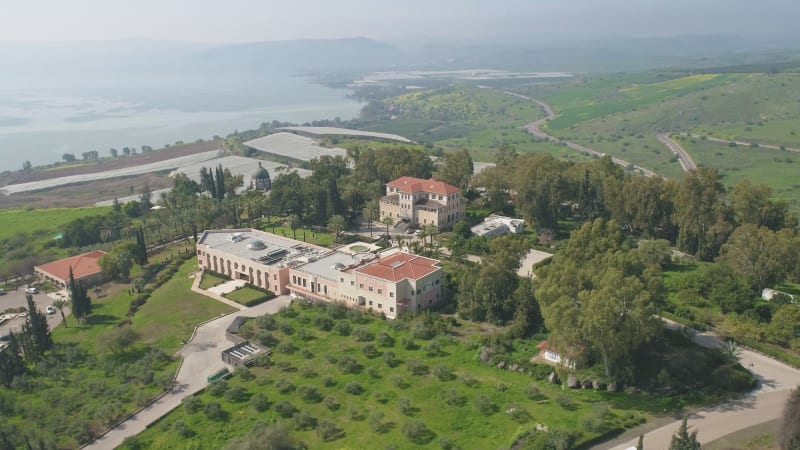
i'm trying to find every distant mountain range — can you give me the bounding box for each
[1,34,799,82]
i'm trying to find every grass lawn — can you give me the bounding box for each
[125,302,684,450]
[224,286,273,307]
[260,224,335,247]
[0,206,109,243]
[199,271,229,290]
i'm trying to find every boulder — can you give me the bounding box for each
[625,386,639,395]
[566,374,580,389]
[607,382,619,392]
[509,364,519,371]
[581,379,593,389]
[593,380,607,390]
[497,361,506,369]
[548,372,560,385]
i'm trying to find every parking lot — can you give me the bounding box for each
[0,287,69,337]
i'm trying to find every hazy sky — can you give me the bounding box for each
[2,0,798,43]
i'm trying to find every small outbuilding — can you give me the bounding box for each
[471,214,524,238]
[34,250,107,289]
[536,341,577,369]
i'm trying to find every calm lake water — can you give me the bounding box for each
[0,75,362,172]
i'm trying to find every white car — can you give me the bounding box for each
[25,287,38,294]
[46,306,56,315]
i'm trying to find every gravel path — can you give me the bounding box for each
[657,133,697,172]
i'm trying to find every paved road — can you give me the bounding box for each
[657,133,697,172]
[689,134,800,153]
[599,325,800,450]
[503,91,660,178]
[85,295,293,450]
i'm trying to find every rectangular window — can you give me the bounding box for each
[368,300,373,306]
[340,278,344,282]
[359,284,364,288]
[274,274,277,280]
[369,286,373,291]
[378,304,382,309]
[377,289,382,294]
[389,292,394,297]
[389,307,394,313]
[351,281,354,286]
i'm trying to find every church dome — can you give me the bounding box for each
[253,162,270,179]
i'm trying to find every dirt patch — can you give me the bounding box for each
[0,173,173,209]
[1,140,222,186]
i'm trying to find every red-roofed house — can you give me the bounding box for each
[380,176,464,230]
[536,341,577,369]
[34,250,107,289]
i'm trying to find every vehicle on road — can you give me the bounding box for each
[25,287,38,294]
[46,306,56,315]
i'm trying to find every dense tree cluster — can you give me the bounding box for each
[0,294,53,386]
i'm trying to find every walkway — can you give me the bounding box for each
[189,274,246,311]
[598,322,800,450]
[84,295,292,450]
[502,91,660,178]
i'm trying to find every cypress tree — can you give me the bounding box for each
[0,331,25,387]
[215,165,226,200]
[135,226,148,265]
[21,293,53,358]
[68,267,91,322]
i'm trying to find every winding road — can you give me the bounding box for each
[656,133,697,172]
[504,92,659,178]
[597,323,800,450]
[689,134,800,153]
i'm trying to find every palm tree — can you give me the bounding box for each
[381,217,395,240]
[724,340,740,363]
[52,298,68,328]
[327,215,347,242]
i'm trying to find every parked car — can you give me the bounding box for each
[25,287,38,294]
[46,306,56,315]
[0,288,5,295]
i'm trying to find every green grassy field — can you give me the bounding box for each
[677,137,800,211]
[125,302,657,450]
[224,286,273,307]
[699,119,800,148]
[0,206,109,243]
[260,224,335,247]
[199,271,228,290]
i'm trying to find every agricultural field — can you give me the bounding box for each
[677,137,800,212]
[125,301,663,450]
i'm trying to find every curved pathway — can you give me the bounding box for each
[598,323,800,450]
[84,295,293,450]
[688,133,800,153]
[656,133,697,172]
[503,91,660,178]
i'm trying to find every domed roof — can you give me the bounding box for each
[246,240,267,251]
[253,162,270,179]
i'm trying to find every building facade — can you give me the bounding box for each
[34,250,108,289]
[379,176,465,230]
[196,229,445,319]
[471,214,525,238]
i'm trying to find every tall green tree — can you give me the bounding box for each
[669,418,700,450]
[0,332,25,387]
[362,199,379,237]
[20,294,53,361]
[327,215,347,239]
[435,148,474,191]
[535,219,664,377]
[731,180,791,231]
[68,267,91,322]
[52,298,68,328]
[672,168,732,260]
[718,224,793,292]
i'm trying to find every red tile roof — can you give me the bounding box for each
[35,250,106,282]
[387,177,459,196]
[355,252,439,282]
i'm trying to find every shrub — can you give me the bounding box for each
[275,342,297,354]
[296,328,313,341]
[301,349,315,360]
[367,365,382,379]
[293,410,316,431]
[273,400,297,418]
[208,380,228,397]
[235,367,255,381]
[321,375,336,387]
[555,393,572,409]
[353,326,374,342]
[495,382,508,392]
[338,355,360,374]
[224,386,247,403]
[462,374,478,387]
[398,397,413,415]
[383,351,397,367]
[250,392,269,412]
[182,395,202,413]
[524,384,542,400]
[391,373,409,389]
[424,340,443,357]
[402,420,435,445]
[173,420,193,438]
[323,395,340,411]
[406,358,429,375]
[297,385,322,403]
[369,411,386,433]
[279,322,295,335]
[276,378,295,394]
[433,364,454,381]
[315,316,334,331]
[362,343,380,358]
[257,330,276,346]
[345,382,364,395]
[256,315,277,330]
[276,360,293,372]
[316,419,343,441]
[334,320,352,336]
[438,436,458,450]
[441,388,464,406]
[327,302,349,319]
[401,336,416,350]
[473,394,495,415]
[300,366,317,378]
[204,401,225,420]
[711,364,757,392]
[377,331,395,347]
[505,403,531,424]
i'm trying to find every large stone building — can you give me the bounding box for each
[196,229,444,318]
[379,176,465,230]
